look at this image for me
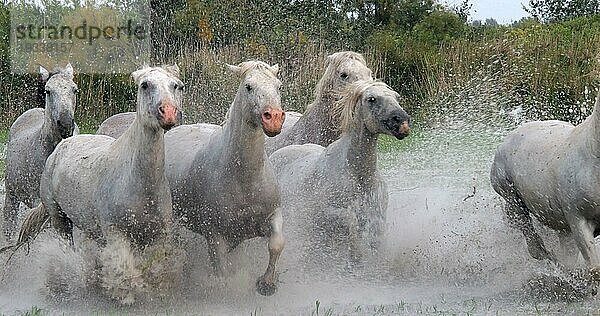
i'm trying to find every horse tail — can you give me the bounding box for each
[0,203,49,258]
[18,203,50,244]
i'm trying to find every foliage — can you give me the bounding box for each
[412,10,467,45]
[525,0,600,23]
[1,0,600,130]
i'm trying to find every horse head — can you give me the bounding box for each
[228,61,285,137]
[132,64,184,131]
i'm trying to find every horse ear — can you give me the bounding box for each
[165,63,180,77]
[270,64,279,76]
[131,69,144,84]
[325,53,335,65]
[227,64,242,74]
[39,65,50,81]
[63,63,74,79]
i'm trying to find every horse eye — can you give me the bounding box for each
[340,72,349,80]
[245,84,253,92]
[367,97,376,103]
[140,81,149,90]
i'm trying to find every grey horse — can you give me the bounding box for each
[491,93,600,281]
[164,61,285,296]
[15,65,183,304]
[265,51,373,155]
[3,64,78,240]
[270,80,410,264]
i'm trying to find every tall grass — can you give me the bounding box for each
[408,16,600,126]
[2,16,600,130]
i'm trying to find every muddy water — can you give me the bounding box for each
[1,125,600,315]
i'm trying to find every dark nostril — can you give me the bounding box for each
[263,112,272,120]
[158,106,165,115]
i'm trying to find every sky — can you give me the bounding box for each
[445,0,530,25]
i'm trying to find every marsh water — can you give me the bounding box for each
[1,111,600,315]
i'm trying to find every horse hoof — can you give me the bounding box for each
[256,277,277,296]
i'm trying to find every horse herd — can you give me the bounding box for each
[1,50,600,304]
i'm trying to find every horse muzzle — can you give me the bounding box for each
[57,118,75,139]
[261,107,285,137]
[158,102,180,130]
[385,112,410,140]
[394,120,410,140]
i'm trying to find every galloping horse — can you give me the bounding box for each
[270,80,410,264]
[14,65,183,304]
[164,61,285,296]
[3,64,78,240]
[492,91,600,281]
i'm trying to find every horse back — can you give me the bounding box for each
[8,108,44,141]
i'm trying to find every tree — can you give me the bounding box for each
[525,0,600,23]
[485,18,498,26]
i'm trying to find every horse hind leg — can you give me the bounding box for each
[505,197,555,262]
[47,200,74,246]
[256,209,285,296]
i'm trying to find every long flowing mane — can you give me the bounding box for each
[337,80,396,132]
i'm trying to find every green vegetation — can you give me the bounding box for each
[0,0,599,131]
[20,306,44,316]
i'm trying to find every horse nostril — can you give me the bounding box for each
[263,112,272,121]
[158,106,165,115]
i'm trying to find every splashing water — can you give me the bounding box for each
[2,77,600,314]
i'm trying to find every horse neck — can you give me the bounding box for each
[114,114,166,184]
[298,90,340,145]
[342,120,379,187]
[40,109,63,151]
[220,97,266,176]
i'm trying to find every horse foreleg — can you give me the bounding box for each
[505,201,555,262]
[256,210,284,296]
[565,214,600,281]
[3,192,20,241]
[345,211,364,266]
[206,232,228,276]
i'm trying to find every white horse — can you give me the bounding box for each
[270,80,410,264]
[13,65,183,304]
[491,92,600,281]
[265,51,373,155]
[164,61,285,296]
[3,64,78,240]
